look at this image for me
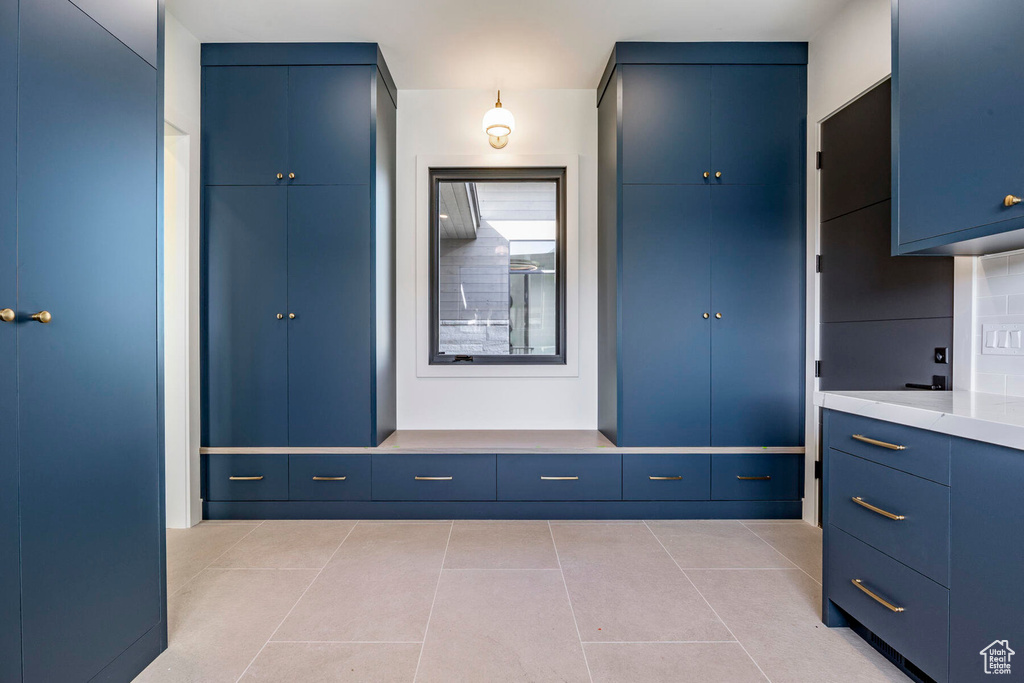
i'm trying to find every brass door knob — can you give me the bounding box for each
[703,313,710,319]
[1005,195,1022,207]
[277,313,284,319]
[715,171,722,179]
[288,172,296,179]
[715,313,722,319]
[276,173,284,180]
[0,308,13,323]
[31,311,52,324]
[288,313,296,319]
[703,172,710,179]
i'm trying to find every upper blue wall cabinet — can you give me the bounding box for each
[893,0,1024,255]
[598,43,806,447]
[2,0,166,680]
[202,44,396,448]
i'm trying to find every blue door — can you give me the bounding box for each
[205,187,289,446]
[621,185,712,446]
[710,184,804,446]
[287,186,373,446]
[0,1,20,678]
[17,0,162,678]
[710,65,806,187]
[288,66,373,186]
[202,66,289,186]
[621,65,711,185]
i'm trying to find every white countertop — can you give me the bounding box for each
[815,390,1024,450]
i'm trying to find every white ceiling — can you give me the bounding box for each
[167,0,850,90]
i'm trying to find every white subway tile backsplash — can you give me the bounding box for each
[973,251,1024,396]
[976,295,1009,317]
[1007,251,1024,275]
[1006,375,1024,397]
[975,372,1007,395]
[979,255,1009,278]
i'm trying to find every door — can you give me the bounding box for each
[0,0,19,679]
[621,64,711,185]
[17,0,162,678]
[288,66,373,186]
[202,66,289,186]
[710,65,806,187]
[205,187,289,446]
[711,184,804,446]
[287,185,373,446]
[621,185,711,446]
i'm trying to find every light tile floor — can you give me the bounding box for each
[135,519,906,683]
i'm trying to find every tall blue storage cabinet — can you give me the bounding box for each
[597,43,807,448]
[201,44,397,449]
[1,0,166,680]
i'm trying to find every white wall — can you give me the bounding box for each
[969,250,1024,395]
[804,0,892,523]
[164,13,202,528]
[396,90,598,429]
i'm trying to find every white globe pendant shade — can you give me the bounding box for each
[483,91,514,147]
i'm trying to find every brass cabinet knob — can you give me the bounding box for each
[277,313,284,319]
[288,313,296,319]
[703,172,710,179]
[715,171,722,179]
[0,308,13,323]
[715,313,722,319]
[703,313,710,319]
[31,311,52,324]
[1005,195,1022,207]
[276,173,284,180]
[288,172,296,179]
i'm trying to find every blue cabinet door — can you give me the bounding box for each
[202,66,289,186]
[288,66,373,186]
[621,65,711,185]
[710,184,804,446]
[0,0,19,678]
[287,186,373,446]
[710,65,805,187]
[620,185,711,446]
[69,0,159,67]
[205,187,289,446]
[16,0,162,678]
[894,0,1024,252]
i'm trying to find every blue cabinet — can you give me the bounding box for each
[622,454,711,501]
[372,454,497,501]
[202,45,396,448]
[893,0,1024,255]
[289,455,371,501]
[3,0,165,679]
[711,454,803,501]
[599,43,806,448]
[207,454,290,502]
[497,454,622,501]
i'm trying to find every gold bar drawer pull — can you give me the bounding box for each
[851,434,906,451]
[851,497,905,521]
[415,476,453,481]
[737,475,771,481]
[312,476,347,481]
[852,579,905,613]
[229,476,263,481]
[650,476,683,480]
[541,476,579,481]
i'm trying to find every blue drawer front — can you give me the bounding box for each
[829,450,949,586]
[371,454,496,501]
[828,412,950,485]
[828,526,949,683]
[207,454,289,501]
[711,453,802,500]
[497,454,621,501]
[622,454,710,500]
[289,454,371,501]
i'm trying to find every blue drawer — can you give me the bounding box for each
[497,454,621,501]
[828,526,949,683]
[828,411,950,485]
[622,454,710,500]
[371,454,496,501]
[206,454,289,501]
[829,450,949,586]
[289,454,371,501]
[711,453,803,500]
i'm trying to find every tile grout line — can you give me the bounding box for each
[411,521,454,683]
[739,521,822,586]
[548,520,595,683]
[170,520,267,599]
[233,520,360,683]
[270,640,424,644]
[642,521,774,683]
[580,640,740,644]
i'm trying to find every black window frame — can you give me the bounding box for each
[429,166,567,365]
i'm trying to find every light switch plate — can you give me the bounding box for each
[982,323,1024,356]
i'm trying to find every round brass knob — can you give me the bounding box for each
[1005,195,1022,208]
[715,171,722,179]
[703,172,710,179]
[0,308,14,323]
[276,173,284,180]
[31,311,52,324]
[288,313,296,319]
[715,313,722,319]
[703,313,710,319]
[277,313,284,320]
[288,172,296,180]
